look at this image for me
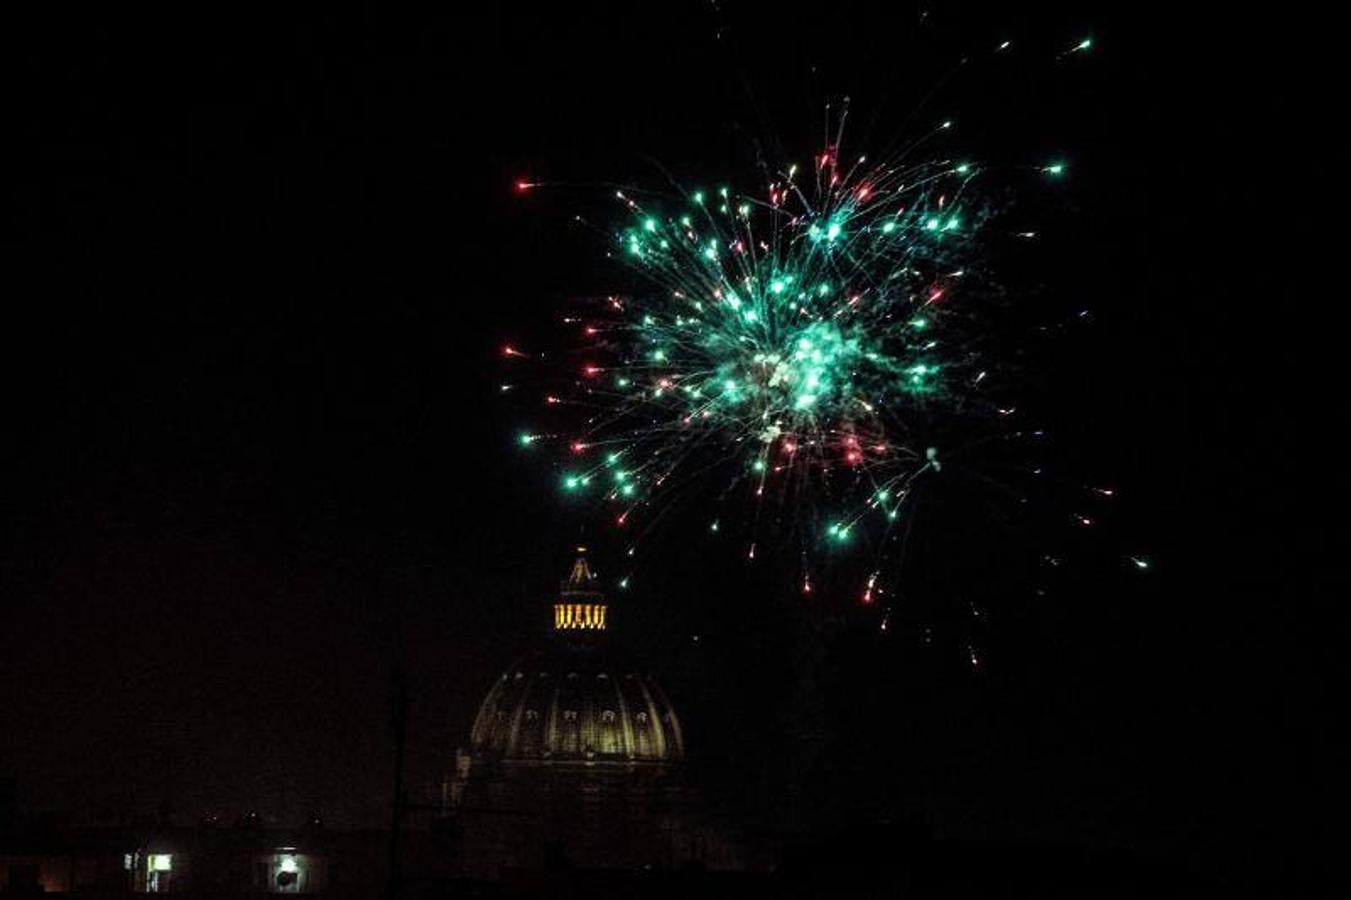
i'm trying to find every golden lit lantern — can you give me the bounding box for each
[553,602,607,630]
[551,549,608,631]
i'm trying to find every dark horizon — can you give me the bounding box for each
[3,3,1333,890]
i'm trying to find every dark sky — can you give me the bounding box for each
[2,3,1334,887]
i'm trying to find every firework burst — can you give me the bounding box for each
[505,39,1108,611]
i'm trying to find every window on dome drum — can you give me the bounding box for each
[553,602,607,630]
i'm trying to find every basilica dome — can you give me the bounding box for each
[447,548,711,876]
[467,550,683,766]
[469,646,684,765]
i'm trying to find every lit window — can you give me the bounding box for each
[274,853,302,892]
[146,854,173,893]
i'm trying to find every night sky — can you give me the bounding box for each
[3,3,1334,887]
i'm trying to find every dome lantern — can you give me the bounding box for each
[553,546,609,633]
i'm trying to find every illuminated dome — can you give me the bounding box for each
[470,648,684,765]
[446,548,724,877]
[467,548,684,766]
